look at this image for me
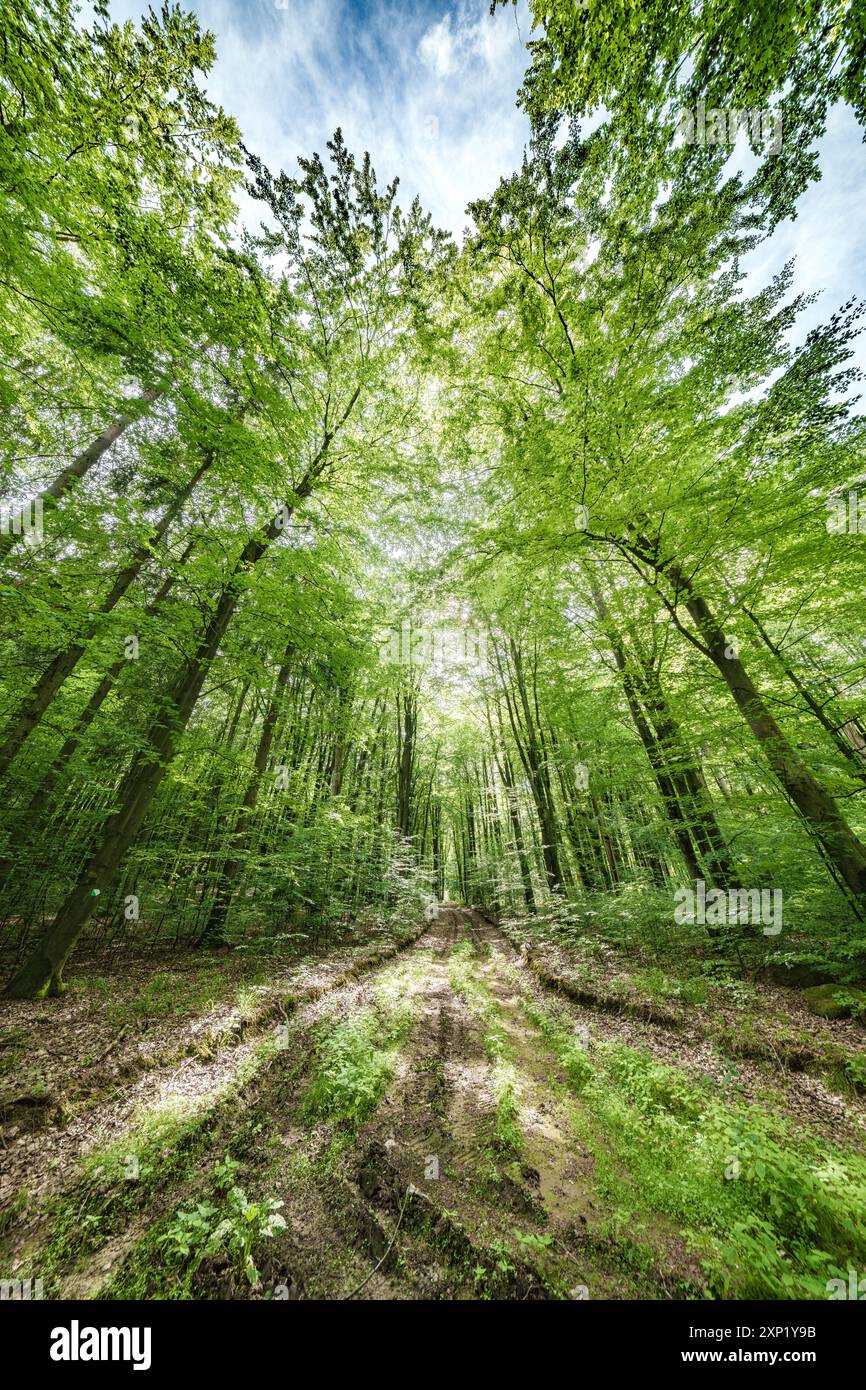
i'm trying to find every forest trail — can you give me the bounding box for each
[6,904,863,1300]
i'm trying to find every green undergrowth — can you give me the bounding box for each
[504,915,866,1106]
[35,1104,225,1296]
[518,992,866,1298]
[629,967,708,1008]
[303,955,422,1144]
[503,886,866,984]
[111,969,242,1026]
[69,961,260,1028]
[156,1155,286,1288]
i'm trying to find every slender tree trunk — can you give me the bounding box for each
[0,388,165,558]
[586,573,708,882]
[0,454,212,776]
[396,689,417,839]
[495,637,563,891]
[198,643,295,947]
[636,662,739,885]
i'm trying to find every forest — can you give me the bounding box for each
[1,0,866,1324]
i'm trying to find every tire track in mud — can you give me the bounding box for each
[300,908,689,1300]
[0,923,432,1292]
[0,922,430,1217]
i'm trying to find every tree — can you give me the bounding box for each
[492,0,866,221]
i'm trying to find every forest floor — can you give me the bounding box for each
[1,907,864,1300]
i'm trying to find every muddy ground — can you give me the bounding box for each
[1,907,864,1300]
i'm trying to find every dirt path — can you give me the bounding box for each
[2,906,863,1300]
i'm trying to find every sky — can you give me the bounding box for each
[104,0,866,387]
[190,0,533,240]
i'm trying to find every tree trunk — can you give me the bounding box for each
[0,454,211,777]
[0,388,165,558]
[197,644,295,948]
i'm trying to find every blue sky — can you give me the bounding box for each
[189,0,535,239]
[106,0,866,389]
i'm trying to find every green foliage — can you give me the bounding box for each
[304,973,415,1132]
[839,1052,866,1094]
[494,0,866,222]
[631,967,707,1008]
[0,0,864,1311]
[160,1157,286,1286]
[517,991,866,1297]
[303,1015,395,1129]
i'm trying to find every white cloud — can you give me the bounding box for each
[418,16,457,78]
[133,0,532,239]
